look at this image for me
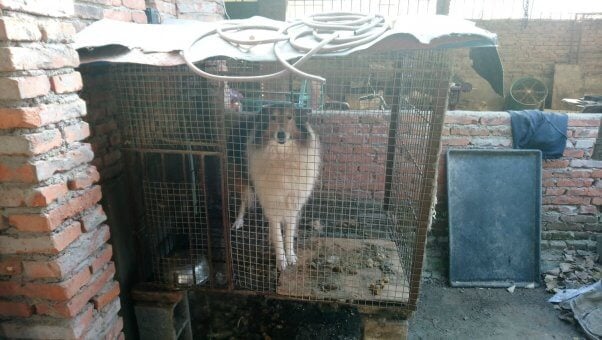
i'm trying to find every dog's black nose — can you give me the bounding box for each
[276,131,286,143]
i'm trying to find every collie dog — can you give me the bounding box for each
[230,103,320,271]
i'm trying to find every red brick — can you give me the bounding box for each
[569,170,592,178]
[0,45,78,72]
[545,188,565,195]
[556,178,595,187]
[90,244,113,274]
[570,159,602,168]
[592,170,602,178]
[9,186,102,232]
[562,149,585,158]
[0,17,41,41]
[105,316,124,340]
[0,182,67,208]
[123,0,145,10]
[0,258,22,276]
[28,182,69,207]
[0,99,86,129]
[441,137,470,146]
[568,118,601,127]
[593,197,602,205]
[50,72,83,94]
[450,126,490,136]
[573,128,599,138]
[62,121,90,143]
[68,166,100,190]
[552,196,591,205]
[543,159,570,169]
[0,0,74,17]
[579,205,599,215]
[0,129,62,156]
[542,179,556,187]
[0,75,50,100]
[566,187,602,197]
[36,263,115,318]
[0,304,93,339]
[479,115,511,125]
[92,281,120,310]
[38,21,76,42]
[150,0,176,15]
[131,10,148,23]
[34,143,95,182]
[0,158,37,183]
[74,3,105,19]
[23,227,111,280]
[0,265,91,301]
[80,205,107,232]
[0,300,34,317]
[0,221,82,255]
[103,8,133,21]
[22,259,63,280]
[443,114,479,125]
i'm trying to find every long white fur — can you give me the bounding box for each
[234,123,320,271]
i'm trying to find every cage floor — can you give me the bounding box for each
[277,237,409,303]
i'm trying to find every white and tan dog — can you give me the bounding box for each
[231,103,320,271]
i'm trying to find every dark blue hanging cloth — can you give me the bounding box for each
[508,110,568,159]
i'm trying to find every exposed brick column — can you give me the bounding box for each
[0,1,122,339]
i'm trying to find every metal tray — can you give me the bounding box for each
[447,149,541,287]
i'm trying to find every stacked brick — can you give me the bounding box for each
[73,0,147,31]
[146,0,225,23]
[79,65,123,182]
[311,113,389,200]
[0,1,122,338]
[425,111,601,278]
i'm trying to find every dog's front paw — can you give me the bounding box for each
[276,253,287,271]
[232,218,244,230]
[287,253,297,266]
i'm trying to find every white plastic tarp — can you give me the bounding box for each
[75,15,498,66]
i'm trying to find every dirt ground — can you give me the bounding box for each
[408,280,584,339]
[189,279,585,339]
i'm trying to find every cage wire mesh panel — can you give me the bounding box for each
[111,63,223,151]
[225,49,450,309]
[111,49,448,311]
[113,64,231,289]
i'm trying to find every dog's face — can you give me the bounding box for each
[253,105,310,146]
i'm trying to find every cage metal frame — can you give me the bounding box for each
[112,48,450,315]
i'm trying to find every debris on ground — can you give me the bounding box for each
[548,281,602,339]
[507,285,516,293]
[543,249,601,293]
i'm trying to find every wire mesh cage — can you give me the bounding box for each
[113,47,450,312]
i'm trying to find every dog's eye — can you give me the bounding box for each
[287,115,292,120]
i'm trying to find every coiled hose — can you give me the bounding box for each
[182,12,390,82]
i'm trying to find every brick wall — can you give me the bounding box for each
[312,112,388,200]
[425,111,601,278]
[79,64,123,183]
[0,1,122,339]
[73,0,148,31]
[453,19,602,111]
[72,0,226,29]
[146,0,225,23]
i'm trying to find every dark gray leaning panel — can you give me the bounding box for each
[447,149,541,287]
